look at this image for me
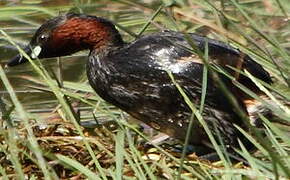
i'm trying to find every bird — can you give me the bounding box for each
[7,13,273,150]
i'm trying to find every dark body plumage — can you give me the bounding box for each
[87,31,271,146]
[8,13,272,148]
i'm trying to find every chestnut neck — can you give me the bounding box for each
[51,15,124,53]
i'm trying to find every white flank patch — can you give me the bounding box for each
[31,46,42,59]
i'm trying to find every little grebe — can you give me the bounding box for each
[8,13,272,148]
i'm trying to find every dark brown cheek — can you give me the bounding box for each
[50,32,81,55]
[51,31,69,48]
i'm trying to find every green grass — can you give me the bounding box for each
[0,0,290,179]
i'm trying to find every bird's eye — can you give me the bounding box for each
[39,34,48,42]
